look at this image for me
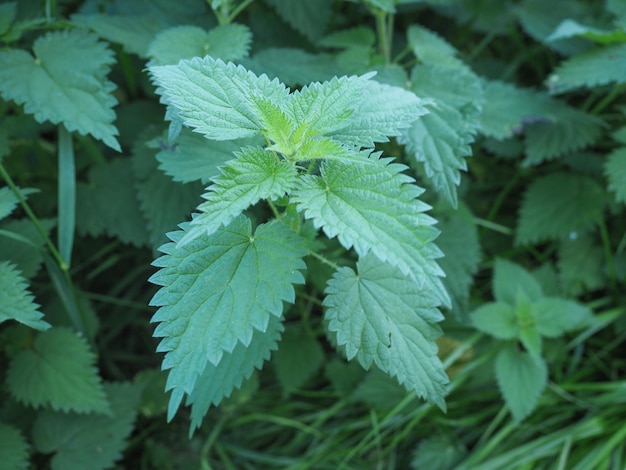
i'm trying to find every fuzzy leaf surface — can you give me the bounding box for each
[187,315,283,433]
[495,345,547,422]
[0,423,29,470]
[149,56,289,141]
[149,216,306,418]
[7,327,109,413]
[0,261,50,331]
[0,29,120,150]
[516,172,606,245]
[180,147,298,245]
[32,382,140,470]
[293,156,449,306]
[324,254,448,408]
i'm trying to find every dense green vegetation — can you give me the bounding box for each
[0,0,625,468]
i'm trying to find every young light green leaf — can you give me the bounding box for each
[605,147,626,204]
[32,382,140,470]
[547,44,626,93]
[495,345,547,422]
[180,147,298,245]
[532,298,592,337]
[147,24,252,66]
[149,216,307,419]
[293,156,449,306]
[273,324,325,393]
[249,95,297,154]
[516,172,607,245]
[187,315,283,434]
[0,422,29,470]
[0,29,120,151]
[471,302,518,340]
[493,259,543,304]
[0,261,50,331]
[149,56,290,141]
[7,327,109,414]
[324,254,448,409]
[329,79,431,148]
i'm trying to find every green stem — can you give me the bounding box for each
[473,217,514,236]
[58,125,76,268]
[375,10,392,64]
[307,249,340,271]
[0,162,67,270]
[590,83,625,115]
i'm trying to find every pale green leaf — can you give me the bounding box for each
[293,156,449,306]
[493,259,543,304]
[180,147,298,245]
[7,327,109,414]
[516,172,607,245]
[265,0,332,42]
[0,187,36,222]
[75,158,150,247]
[147,24,251,66]
[547,19,626,44]
[471,302,518,339]
[0,261,50,331]
[532,298,592,337]
[495,345,547,422]
[324,254,448,408]
[0,422,29,470]
[0,218,55,279]
[547,44,626,93]
[558,234,605,295]
[249,94,297,153]
[0,29,120,151]
[273,324,325,392]
[149,56,289,141]
[32,382,140,470]
[407,25,466,69]
[329,79,430,148]
[188,315,283,433]
[149,216,307,418]
[605,147,626,204]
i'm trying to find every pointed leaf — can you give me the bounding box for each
[324,254,448,408]
[265,0,332,42]
[493,259,543,304]
[6,327,109,414]
[149,216,307,418]
[407,25,466,69]
[32,382,140,470]
[180,147,298,245]
[532,298,592,337]
[293,156,449,306]
[0,29,120,150]
[0,187,37,222]
[471,302,518,339]
[188,315,283,433]
[0,261,50,331]
[495,345,547,422]
[0,423,29,470]
[558,234,605,295]
[605,147,626,204]
[0,218,55,279]
[149,56,290,141]
[516,172,607,245]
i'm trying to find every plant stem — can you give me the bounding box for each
[375,10,393,64]
[0,162,67,270]
[307,249,341,271]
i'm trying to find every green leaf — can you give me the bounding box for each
[265,0,332,42]
[0,29,120,151]
[547,44,626,93]
[0,261,50,331]
[188,315,283,433]
[180,147,298,245]
[293,156,449,306]
[32,382,140,470]
[147,24,252,66]
[407,25,466,69]
[0,422,29,470]
[515,293,542,359]
[516,172,607,245]
[0,187,37,222]
[0,2,17,37]
[324,254,448,408]
[149,56,289,141]
[605,147,626,204]
[532,298,592,337]
[558,234,605,295]
[411,435,467,470]
[149,216,307,418]
[75,158,150,247]
[493,259,543,304]
[319,27,376,49]
[352,367,412,409]
[471,302,518,339]
[547,19,626,45]
[329,79,430,148]
[400,64,482,206]
[6,327,109,414]
[495,345,547,422]
[273,324,325,393]
[0,218,55,279]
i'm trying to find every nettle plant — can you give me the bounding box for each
[147,56,451,431]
